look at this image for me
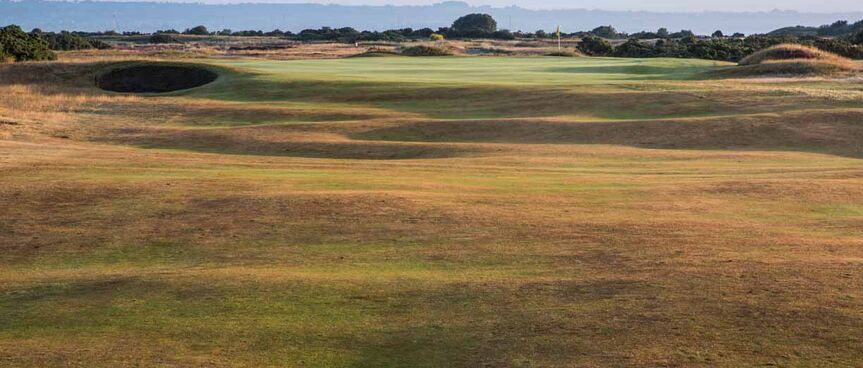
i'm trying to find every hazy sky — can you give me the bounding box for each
[160,0,861,13]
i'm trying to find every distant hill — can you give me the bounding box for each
[769,20,863,37]
[768,26,820,37]
[3,0,863,35]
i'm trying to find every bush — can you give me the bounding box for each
[430,33,445,41]
[612,39,657,58]
[39,31,111,51]
[0,25,55,61]
[546,50,577,57]
[854,30,863,45]
[810,38,863,59]
[400,45,452,56]
[577,36,613,56]
[149,34,181,44]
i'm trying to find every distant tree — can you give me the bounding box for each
[732,32,746,38]
[534,29,548,38]
[656,27,670,38]
[217,29,232,36]
[265,29,284,37]
[590,25,621,39]
[712,30,724,38]
[156,29,179,34]
[414,28,435,38]
[577,35,613,56]
[183,25,209,35]
[452,13,497,33]
[670,30,695,38]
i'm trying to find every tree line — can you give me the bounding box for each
[4,13,863,63]
[579,33,863,61]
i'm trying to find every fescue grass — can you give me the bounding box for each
[2,54,863,367]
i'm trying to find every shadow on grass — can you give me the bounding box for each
[542,64,712,80]
[100,127,479,160]
[353,110,863,159]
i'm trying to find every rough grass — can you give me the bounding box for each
[3,55,863,367]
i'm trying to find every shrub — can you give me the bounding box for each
[400,45,452,56]
[39,31,111,51]
[0,25,55,61]
[810,38,863,59]
[430,33,445,42]
[577,36,613,56]
[612,39,658,58]
[854,30,863,45]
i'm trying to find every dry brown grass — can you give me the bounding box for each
[0,62,145,139]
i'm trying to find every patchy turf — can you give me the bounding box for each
[2,55,863,367]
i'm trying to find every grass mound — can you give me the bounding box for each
[400,45,453,57]
[709,44,859,78]
[738,44,850,66]
[96,63,218,93]
[714,60,858,78]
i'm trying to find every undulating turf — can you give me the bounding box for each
[1,56,863,367]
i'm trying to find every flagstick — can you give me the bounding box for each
[556,26,562,51]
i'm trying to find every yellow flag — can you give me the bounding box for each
[555,25,561,38]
